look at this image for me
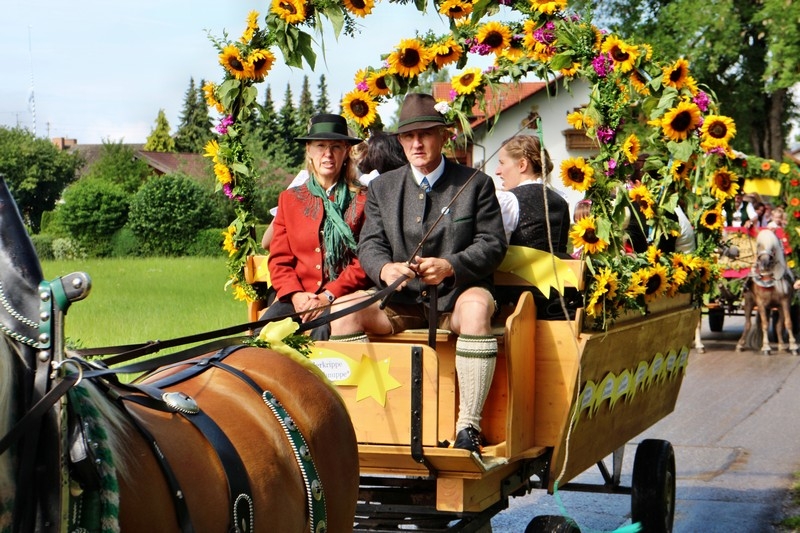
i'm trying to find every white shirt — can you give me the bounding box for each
[409,156,445,189]
[721,201,757,227]
[674,205,696,253]
[269,169,377,217]
[495,179,540,242]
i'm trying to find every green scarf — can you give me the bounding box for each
[306,177,358,281]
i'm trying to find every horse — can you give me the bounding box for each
[0,176,360,533]
[736,229,799,355]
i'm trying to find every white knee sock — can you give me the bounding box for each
[454,334,497,433]
[329,332,369,342]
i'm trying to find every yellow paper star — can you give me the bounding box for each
[498,246,579,295]
[353,355,402,406]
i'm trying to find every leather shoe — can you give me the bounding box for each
[453,425,482,456]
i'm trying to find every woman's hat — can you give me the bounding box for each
[396,93,452,134]
[295,114,362,144]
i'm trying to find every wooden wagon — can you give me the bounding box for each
[246,253,700,532]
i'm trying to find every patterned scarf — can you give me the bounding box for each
[306,177,358,281]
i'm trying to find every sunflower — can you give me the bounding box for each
[586,267,619,318]
[451,67,483,95]
[659,100,702,141]
[709,167,739,201]
[569,216,608,254]
[432,37,463,69]
[367,70,392,97]
[271,0,306,23]
[642,264,669,302]
[670,160,691,184]
[240,10,259,43]
[500,44,525,63]
[232,282,251,303]
[626,269,648,298]
[566,111,594,130]
[204,139,221,164]
[662,58,691,90]
[630,69,651,96]
[202,81,225,114]
[341,90,378,128]
[560,157,595,192]
[214,162,233,186]
[475,21,512,55]
[646,245,663,266]
[222,225,238,257]
[601,36,639,73]
[622,134,640,163]
[387,39,432,78]
[343,0,375,16]
[700,205,724,230]
[219,45,250,80]
[248,49,275,81]
[700,115,736,149]
[559,61,581,78]
[438,0,473,19]
[628,184,655,219]
[530,0,567,14]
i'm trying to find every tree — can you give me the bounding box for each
[60,179,128,257]
[577,0,799,159]
[174,78,214,153]
[278,84,304,167]
[298,75,316,132]
[0,126,81,232]
[83,140,153,194]
[316,75,331,114]
[144,109,176,152]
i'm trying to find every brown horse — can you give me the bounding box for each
[736,229,799,355]
[0,177,359,532]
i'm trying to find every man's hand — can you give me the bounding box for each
[413,256,454,286]
[380,262,416,291]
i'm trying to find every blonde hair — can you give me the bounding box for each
[500,135,554,179]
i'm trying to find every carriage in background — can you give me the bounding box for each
[244,252,699,532]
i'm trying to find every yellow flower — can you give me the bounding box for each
[642,264,669,302]
[622,134,640,163]
[438,0,473,19]
[530,0,567,14]
[700,205,724,230]
[222,225,237,256]
[662,58,691,90]
[271,0,306,23]
[367,70,392,97]
[566,111,594,130]
[387,38,432,78]
[586,267,619,317]
[700,115,736,149]
[432,37,463,69]
[341,90,378,128]
[560,157,595,192]
[709,167,739,201]
[646,245,663,266]
[559,61,581,77]
[626,269,648,298]
[629,184,655,219]
[202,82,225,114]
[601,36,639,73]
[475,21,512,55]
[343,0,375,16]
[214,162,233,186]
[219,45,250,80]
[232,283,251,303]
[779,163,791,174]
[630,69,651,96]
[671,160,691,184]
[204,139,221,164]
[451,67,483,95]
[569,216,608,254]
[240,10,259,43]
[248,49,275,81]
[659,100,702,141]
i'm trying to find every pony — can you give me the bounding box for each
[736,229,799,355]
[0,177,359,533]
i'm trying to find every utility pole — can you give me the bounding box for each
[28,26,36,137]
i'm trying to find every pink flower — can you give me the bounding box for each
[592,53,613,78]
[693,91,710,112]
[216,115,234,134]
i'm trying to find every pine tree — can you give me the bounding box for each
[174,78,213,153]
[298,76,315,129]
[278,84,304,167]
[258,86,280,152]
[316,75,331,114]
[144,109,176,153]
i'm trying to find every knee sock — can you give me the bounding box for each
[454,334,497,433]
[329,332,369,343]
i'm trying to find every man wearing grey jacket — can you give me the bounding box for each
[330,93,508,456]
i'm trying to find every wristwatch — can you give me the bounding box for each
[322,290,335,303]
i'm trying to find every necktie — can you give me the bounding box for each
[420,177,431,193]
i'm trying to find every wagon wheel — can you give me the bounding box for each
[525,515,581,533]
[631,439,676,533]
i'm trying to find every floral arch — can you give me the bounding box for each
[202,0,800,329]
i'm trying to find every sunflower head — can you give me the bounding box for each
[367,70,392,97]
[219,45,250,80]
[709,167,739,201]
[560,157,595,192]
[475,21,512,55]
[438,0,473,19]
[662,58,690,90]
[249,49,275,81]
[343,0,375,17]
[700,205,724,231]
[643,264,668,302]
[601,36,639,73]
[271,0,306,23]
[569,216,608,254]
[451,67,483,96]
[622,134,640,163]
[659,100,702,141]
[432,38,463,69]
[388,39,432,78]
[700,115,736,149]
[341,90,378,128]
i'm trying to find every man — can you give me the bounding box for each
[330,93,508,456]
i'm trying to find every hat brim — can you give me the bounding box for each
[295,132,362,144]
[395,120,453,135]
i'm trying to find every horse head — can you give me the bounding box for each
[753,229,787,286]
[0,176,44,372]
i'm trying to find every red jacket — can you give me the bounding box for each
[269,183,371,301]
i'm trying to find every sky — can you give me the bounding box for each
[1,0,472,145]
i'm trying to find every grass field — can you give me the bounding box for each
[41,257,247,350]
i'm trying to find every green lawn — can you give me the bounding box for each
[41,257,248,350]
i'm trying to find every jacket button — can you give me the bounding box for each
[421,290,427,297]
[316,281,322,286]
[419,193,425,200]
[416,216,421,223]
[315,264,321,270]
[315,247,321,253]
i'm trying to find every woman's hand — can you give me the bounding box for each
[291,292,327,322]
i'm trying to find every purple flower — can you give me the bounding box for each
[592,54,613,78]
[596,125,616,144]
[469,42,493,55]
[605,158,617,176]
[449,89,458,101]
[216,115,234,135]
[357,81,369,91]
[693,90,710,112]
[533,22,557,45]
[224,183,243,201]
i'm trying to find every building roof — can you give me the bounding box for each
[432,81,548,129]
[135,151,211,182]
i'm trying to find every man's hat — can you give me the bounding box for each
[396,93,452,134]
[295,113,362,144]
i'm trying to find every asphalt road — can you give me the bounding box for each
[490,313,800,532]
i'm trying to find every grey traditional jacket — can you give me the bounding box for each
[358,157,508,312]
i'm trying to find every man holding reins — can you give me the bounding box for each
[330,92,508,456]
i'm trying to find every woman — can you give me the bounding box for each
[494,135,570,254]
[263,113,371,339]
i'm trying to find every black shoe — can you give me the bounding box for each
[453,425,482,456]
